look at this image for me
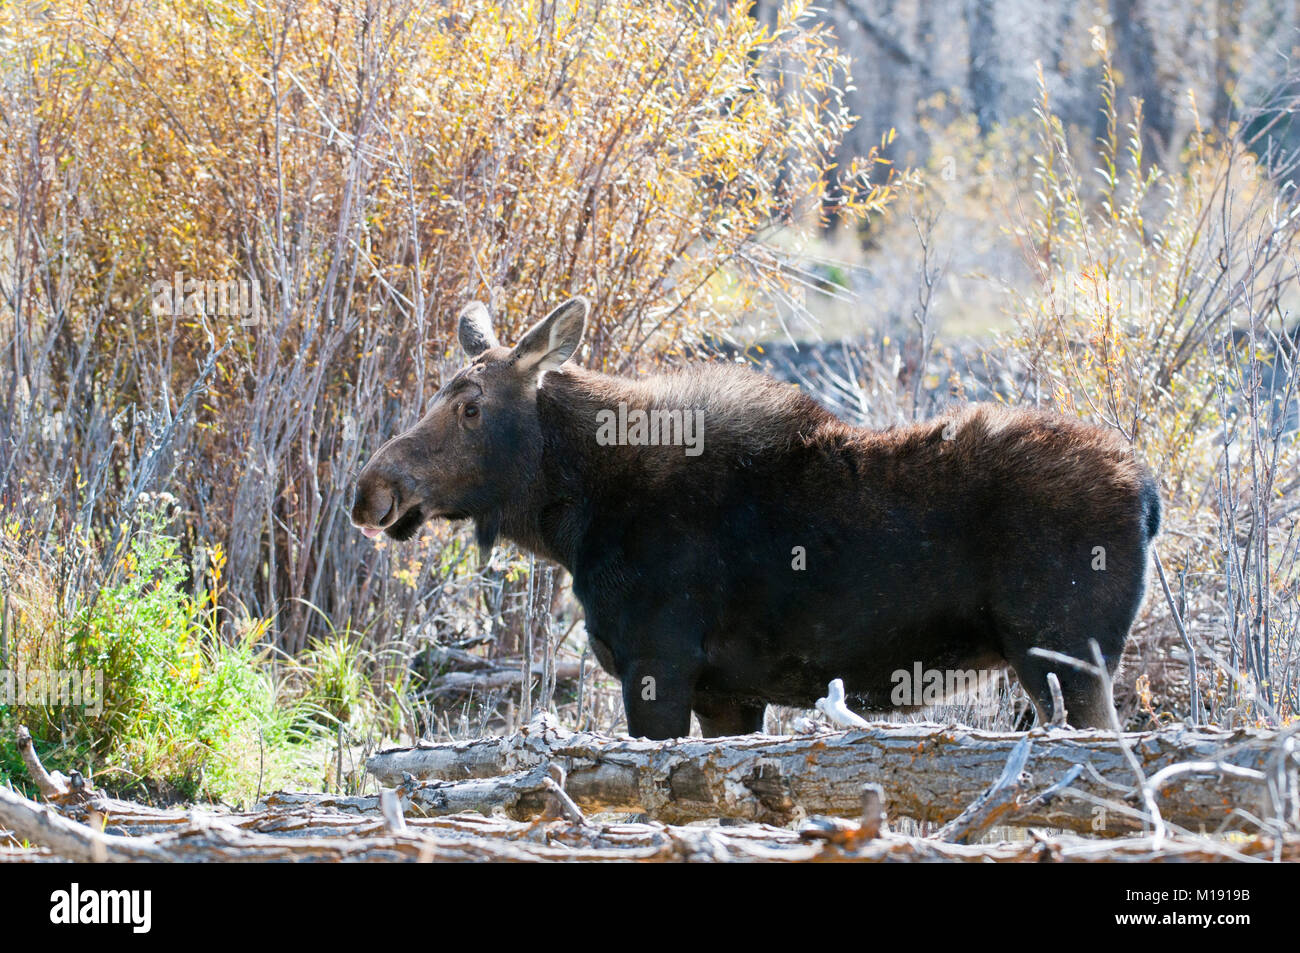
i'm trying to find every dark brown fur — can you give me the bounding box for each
[353,297,1161,737]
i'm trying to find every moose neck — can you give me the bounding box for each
[488,366,650,573]
[488,361,837,573]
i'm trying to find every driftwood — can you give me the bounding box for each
[421,647,581,699]
[4,779,1299,863]
[262,768,558,820]
[365,714,1299,835]
[933,734,1033,843]
[4,725,1298,862]
[6,723,1298,864]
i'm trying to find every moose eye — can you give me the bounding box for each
[462,403,479,419]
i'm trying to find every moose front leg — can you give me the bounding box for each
[581,626,697,737]
[579,587,707,740]
[619,658,698,740]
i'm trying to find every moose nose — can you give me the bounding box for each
[351,477,396,537]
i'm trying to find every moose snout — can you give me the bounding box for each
[350,472,398,538]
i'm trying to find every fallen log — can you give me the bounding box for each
[5,780,1299,862]
[933,734,1033,843]
[365,714,1298,834]
[8,720,1296,862]
[8,725,1295,862]
[0,783,168,862]
[262,768,560,820]
[421,647,582,699]
[426,664,581,699]
[16,775,556,837]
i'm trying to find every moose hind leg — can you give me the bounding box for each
[693,697,766,737]
[1004,640,1118,729]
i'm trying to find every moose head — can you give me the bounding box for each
[349,296,588,545]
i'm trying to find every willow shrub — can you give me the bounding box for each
[997,30,1300,724]
[0,0,900,672]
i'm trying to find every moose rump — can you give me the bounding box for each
[352,296,1161,738]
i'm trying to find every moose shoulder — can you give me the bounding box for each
[352,296,1162,739]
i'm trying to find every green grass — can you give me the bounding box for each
[0,513,334,805]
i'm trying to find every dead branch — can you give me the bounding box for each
[262,767,554,820]
[423,653,581,699]
[0,784,168,862]
[934,734,1033,843]
[16,726,72,800]
[6,776,1299,863]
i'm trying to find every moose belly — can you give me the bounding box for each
[699,611,1007,711]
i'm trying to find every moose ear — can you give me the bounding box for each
[457,302,499,358]
[511,296,588,378]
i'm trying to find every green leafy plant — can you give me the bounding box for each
[2,513,324,801]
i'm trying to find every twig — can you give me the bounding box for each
[16,726,70,800]
[1153,550,1200,724]
[1046,672,1067,727]
[933,735,1032,844]
[860,784,887,839]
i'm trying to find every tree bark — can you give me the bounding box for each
[1111,0,1175,156]
[965,0,1002,135]
[365,715,1296,834]
[4,781,1298,863]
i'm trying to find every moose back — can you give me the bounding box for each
[352,297,1161,739]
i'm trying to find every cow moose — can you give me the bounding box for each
[351,296,1162,739]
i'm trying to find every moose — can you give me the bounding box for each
[352,296,1162,739]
